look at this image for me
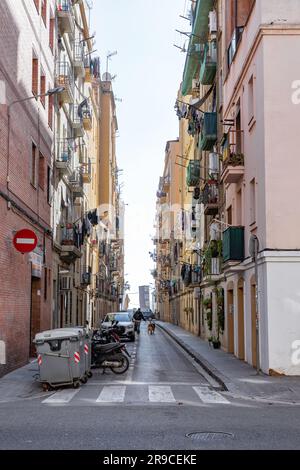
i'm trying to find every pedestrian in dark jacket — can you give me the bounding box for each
[133,308,145,334]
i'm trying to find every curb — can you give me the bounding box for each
[157,323,231,392]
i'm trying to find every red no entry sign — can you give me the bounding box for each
[13,229,38,254]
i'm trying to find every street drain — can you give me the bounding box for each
[186,432,234,442]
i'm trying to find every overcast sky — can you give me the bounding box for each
[91,0,188,307]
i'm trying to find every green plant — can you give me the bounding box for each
[216,288,225,335]
[205,308,213,331]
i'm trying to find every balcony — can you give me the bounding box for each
[81,103,92,130]
[186,160,200,187]
[56,62,74,104]
[223,226,245,263]
[72,40,85,78]
[199,112,217,151]
[55,139,73,175]
[57,0,74,35]
[70,105,84,138]
[69,171,84,198]
[59,224,82,262]
[221,153,245,184]
[81,159,92,184]
[202,181,219,215]
[200,41,217,85]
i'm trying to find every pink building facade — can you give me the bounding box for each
[220,0,300,374]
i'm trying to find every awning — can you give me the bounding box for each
[181,0,214,96]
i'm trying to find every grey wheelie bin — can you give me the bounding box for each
[33,329,86,391]
[63,327,93,381]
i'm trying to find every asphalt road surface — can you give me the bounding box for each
[1,323,300,450]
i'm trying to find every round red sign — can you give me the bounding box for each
[13,229,38,254]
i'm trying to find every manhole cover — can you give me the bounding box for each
[186,432,234,442]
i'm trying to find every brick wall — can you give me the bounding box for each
[0,0,55,377]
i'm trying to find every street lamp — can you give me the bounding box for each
[6,86,65,190]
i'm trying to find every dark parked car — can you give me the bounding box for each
[142,309,155,320]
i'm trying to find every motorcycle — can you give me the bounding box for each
[91,325,130,374]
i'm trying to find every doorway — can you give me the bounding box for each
[30,277,41,357]
[251,277,257,367]
[237,279,245,360]
[227,287,234,354]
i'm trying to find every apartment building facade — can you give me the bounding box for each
[0,0,124,376]
[0,0,56,375]
[155,0,300,375]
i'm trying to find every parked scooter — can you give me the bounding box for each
[91,328,130,374]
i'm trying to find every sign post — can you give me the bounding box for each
[13,229,38,254]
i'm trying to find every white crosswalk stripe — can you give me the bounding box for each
[41,385,231,406]
[148,385,176,403]
[193,386,230,404]
[96,386,126,403]
[42,389,80,404]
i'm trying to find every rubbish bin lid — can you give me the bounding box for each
[34,329,80,343]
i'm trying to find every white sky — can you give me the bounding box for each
[91,0,188,307]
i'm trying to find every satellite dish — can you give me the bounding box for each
[102,72,112,81]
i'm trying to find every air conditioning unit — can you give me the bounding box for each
[60,276,72,291]
[209,11,217,34]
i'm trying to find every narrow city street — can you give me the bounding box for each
[1,323,300,450]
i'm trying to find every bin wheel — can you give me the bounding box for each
[81,376,88,384]
[73,381,80,389]
[87,371,93,378]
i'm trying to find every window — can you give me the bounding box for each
[33,0,39,13]
[235,103,242,153]
[40,70,46,107]
[248,75,255,125]
[226,0,255,68]
[31,142,37,188]
[44,267,48,300]
[38,152,45,190]
[47,166,52,204]
[227,205,232,226]
[48,91,53,129]
[49,15,55,52]
[32,55,39,96]
[250,179,256,225]
[41,0,47,26]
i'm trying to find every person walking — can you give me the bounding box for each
[133,308,145,334]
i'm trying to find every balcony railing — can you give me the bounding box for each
[202,181,219,215]
[56,62,74,104]
[57,0,74,35]
[200,41,217,85]
[186,160,200,187]
[221,153,245,184]
[82,103,92,130]
[70,105,84,137]
[59,223,81,261]
[56,139,73,175]
[81,159,92,184]
[69,171,84,198]
[199,112,217,151]
[73,40,85,77]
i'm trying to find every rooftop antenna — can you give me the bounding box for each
[106,50,118,75]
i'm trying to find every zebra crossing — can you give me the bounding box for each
[41,384,231,406]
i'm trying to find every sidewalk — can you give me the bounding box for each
[0,360,44,403]
[157,321,300,404]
